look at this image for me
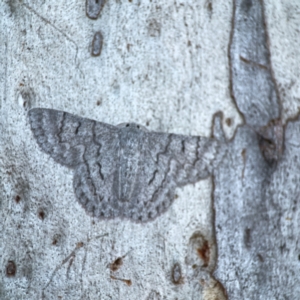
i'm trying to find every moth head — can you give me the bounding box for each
[117,122,148,132]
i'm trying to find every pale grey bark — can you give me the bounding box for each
[0,0,299,299]
[214,1,300,299]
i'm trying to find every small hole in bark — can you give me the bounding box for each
[38,209,45,220]
[15,195,21,203]
[96,100,101,106]
[6,261,16,277]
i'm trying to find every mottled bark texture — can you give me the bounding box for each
[214,0,300,299]
[0,0,299,299]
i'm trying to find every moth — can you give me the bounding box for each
[29,108,226,222]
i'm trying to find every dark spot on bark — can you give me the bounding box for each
[258,119,283,164]
[241,148,246,158]
[244,228,251,248]
[146,121,150,126]
[8,0,20,14]
[86,0,105,19]
[187,231,212,268]
[127,44,131,51]
[38,209,45,220]
[91,31,103,57]
[96,100,101,106]
[146,291,161,300]
[52,234,61,246]
[242,0,253,12]
[279,243,286,254]
[171,262,183,284]
[15,195,21,203]
[187,40,192,46]
[259,138,275,161]
[110,257,123,272]
[6,261,16,277]
[148,19,161,37]
[76,242,84,248]
[197,240,210,267]
[225,118,232,126]
[206,1,212,12]
[20,88,36,110]
[181,140,185,153]
[257,253,264,262]
[124,279,132,286]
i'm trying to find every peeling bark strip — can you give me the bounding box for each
[229,0,280,129]
[229,0,283,162]
[214,117,300,299]
[86,0,105,19]
[91,31,103,56]
[214,1,299,299]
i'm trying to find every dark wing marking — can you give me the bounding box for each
[28,108,118,168]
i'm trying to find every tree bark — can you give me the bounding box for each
[0,0,299,299]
